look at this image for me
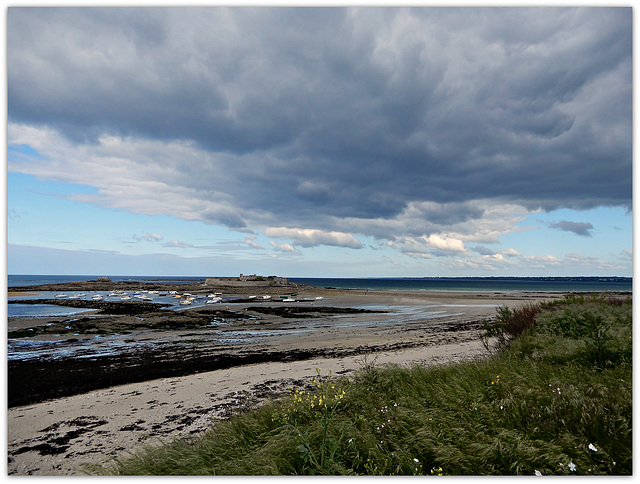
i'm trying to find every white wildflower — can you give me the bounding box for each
[589,443,598,452]
[568,462,576,472]
[414,458,420,463]
[535,470,542,476]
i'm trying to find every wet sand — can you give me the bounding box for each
[7,288,564,475]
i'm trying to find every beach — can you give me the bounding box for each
[7,286,564,475]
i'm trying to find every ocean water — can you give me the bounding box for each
[8,274,209,287]
[8,274,632,292]
[290,277,633,292]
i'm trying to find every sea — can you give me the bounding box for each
[8,274,632,292]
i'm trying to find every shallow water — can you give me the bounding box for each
[7,290,235,317]
[6,297,499,362]
[7,304,93,318]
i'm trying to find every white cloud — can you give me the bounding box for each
[502,248,521,257]
[522,254,563,268]
[264,227,363,249]
[402,251,433,260]
[165,240,192,248]
[269,241,296,253]
[133,232,163,242]
[423,234,467,255]
[398,233,467,259]
[447,253,515,271]
[446,250,627,274]
[245,235,264,250]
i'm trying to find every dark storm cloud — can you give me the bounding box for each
[8,7,632,230]
[548,220,594,237]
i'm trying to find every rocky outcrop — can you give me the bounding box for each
[205,275,290,286]
[8,298,169,315]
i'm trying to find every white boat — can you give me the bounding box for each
[315,296,324,300]
[282,298,296,302]
[121,296,131,300]
[205,297,222,304]
[249,295,257,299]
[92,295,104,300]
[179,299,192,306]
[262,295,272,300]
[55,293,67,298]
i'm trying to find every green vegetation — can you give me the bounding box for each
[101,294,632,476]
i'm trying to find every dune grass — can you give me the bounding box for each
[101,294,632,476]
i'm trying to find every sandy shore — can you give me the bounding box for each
[7,289,563,475]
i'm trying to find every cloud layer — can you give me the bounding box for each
[7,7,632,257]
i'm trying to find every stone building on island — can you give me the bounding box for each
[204,274,290,287]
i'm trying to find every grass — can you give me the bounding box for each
[98,294,632,476]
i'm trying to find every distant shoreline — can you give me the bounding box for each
[7,274,633,294]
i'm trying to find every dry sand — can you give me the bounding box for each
[7,289,562,475]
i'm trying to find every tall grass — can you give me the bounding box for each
[100,295,632,476]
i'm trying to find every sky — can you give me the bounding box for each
[5,5,633,278]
